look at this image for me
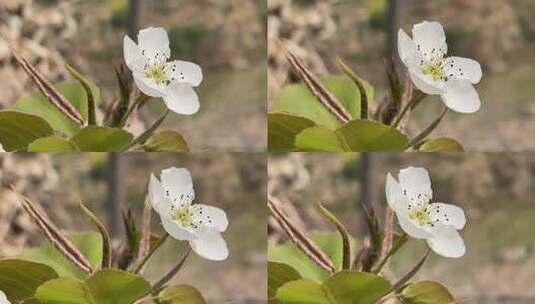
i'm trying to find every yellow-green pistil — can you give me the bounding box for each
[421,62,444,81]
[145,65,168,86]
[172,207,192,228]
[408,204,430,226]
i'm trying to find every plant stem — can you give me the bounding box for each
[372,232,408,274]
[121,110,169,152]
[79,201,112,269]
[119,93,150,128]
[151,247,191,293]
[133,233,169,274]
[392,93,426,128]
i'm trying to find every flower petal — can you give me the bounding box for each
[160,167,195,200]
[133,72,167,98]
[123,35,145,72]
[0,290,9,304]
[190,228,229,261]
[162,84,200,115]
[412,21,447,59]
[398,167,433,207]
[166,60,203,87]
[162,217,197,241]
[386,173,409,213]
[198,204,229,232]
[429,202,466,229]
[397,29,418,67]
[137,27,170,62]
[426,226,465,258]
[408,68,445,95]
[444,56,482,84]
[397,214,432,239]
[149,173,165,210]
[440,79,480,113]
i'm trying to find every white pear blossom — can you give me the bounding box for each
[123,27,203,115]
[0,290,10,304]
[386,167,466,258]
[149,167,229,261]
[398,21,482,113]
[0,143,5,152]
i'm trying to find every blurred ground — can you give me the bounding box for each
[268,153,535,304]
[268,0,535,151]
[0,0,267,151]
[0,153,267,303]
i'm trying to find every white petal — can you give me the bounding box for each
[162,217,197,241]
[123,35,145,71]
[426,226,465,258]
[0,291,10,304]
[161,167,195,199]
[444,56,482,84]
[385,173,408,213]
[398,167,433,206]
[198,204,228,232]
[429,202,466,229]
[412,21,447,58]
[149,173,165,211]
[408,68,445,95]
[440,80,480,113]
[163,84,200,115]
[397,29,418,67]
[133,72,167,98]
[166,60,203,87]
[190,228,229,261]
[0,143,5,153]
[137,27,170,61]
[397,214,432,239]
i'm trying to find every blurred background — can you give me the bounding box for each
[0,0,267,151]
[268,0,535,151]
[0,153,267,303]
[269,153,535,304]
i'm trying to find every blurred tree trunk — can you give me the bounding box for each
[128,0,142,38]
[106,153,125,238]
[386,0,402,68]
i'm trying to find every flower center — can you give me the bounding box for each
[408,203,431,227]
[145,64,168,86]
[421,61,445,81]
[171,207,193,228]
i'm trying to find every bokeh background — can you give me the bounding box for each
[269,153,535,304]
[0,0,267,151]
[0,153,267,303]
[268,0,535,151]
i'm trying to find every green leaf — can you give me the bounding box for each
[295,126,347,152]
[35,270,150,304]
[268,112,316,151]
[268,262,302,299]
[70,126,133,152]
[336,119,408,151]
[158,284,206,304]
[14,81,100,136]
[269,232,356,282]
[325,271,391,304]
[276,272,390,304]
[27,136,78,152]
[19,232,103,280]
[272,76,361,129]
[0,259,59,303]
[399,281,455,304]
[417,137,464,152]
[0,110,54,151]
[142,130,189,152]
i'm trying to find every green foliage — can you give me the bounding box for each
[158,284,207,304]
[268,232,356,282]
[271,76,362,129]
[14,81,100,136]
[70,126,133,152]
[268,113,316,152]
[399,281,455,304]
[35,269,150,304]
[27,136,78,152]
[0,111,54,151]
[0,259,59,303]
[142,130,189,152]
[417,137,464,152]
[295,126,347,152]
[268,262,302,300]
[337,119,408,151]
[19,232,103,280]
[276,271,391,304]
